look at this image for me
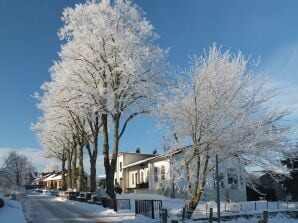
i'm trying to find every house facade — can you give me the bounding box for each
[43,172,64,190]
[115,148,247,202]
[114,150,155,191]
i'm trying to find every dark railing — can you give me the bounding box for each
[136,182,149,189]
[135,199,163,219]
[117,199,131,210]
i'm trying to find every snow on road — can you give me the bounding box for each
[23,192,150,223]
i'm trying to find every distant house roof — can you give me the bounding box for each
[118,151,155,156]
[43,174,58,182]
[123,156,157,169]
[43,171,64,182]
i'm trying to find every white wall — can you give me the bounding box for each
[148,159,171,190]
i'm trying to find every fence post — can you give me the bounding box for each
[151,200,155,219]
[182,206,186,221]
[287,201,288,210]
[160,209,168,223]
[224,203,226,212]
[135,200,138,215]
[206,203,208,215]
[240,202,242,212]
[255,201,257,210]
[267,201,268,210]
[277,201,279,210]
[209,208,213,223]
[262,211,269,223]
[113,199,117,212]
[129,199,131,209]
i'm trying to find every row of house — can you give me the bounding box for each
[27,171,64,190]
[26,147,291,202]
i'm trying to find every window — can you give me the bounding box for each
[161,165,165,180]
[227,168,238,189]
[136,173,138,184]
[154,167,158,182]
[120,162,122,172]
[140,171,144,183]
[131,173,135,185]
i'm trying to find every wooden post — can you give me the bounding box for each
[182,207,186,221]
[209,208,213,223]
[113,199,117,212]
[151,200,155,219]
[263,211,269,223]
[215,154,221,223]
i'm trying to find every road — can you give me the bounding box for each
[23,193,132,223]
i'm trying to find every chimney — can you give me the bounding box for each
[136,148,140,153]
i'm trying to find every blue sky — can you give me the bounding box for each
[1,0,298,171]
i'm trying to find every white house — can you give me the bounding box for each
[114,149,155,191]
[114,148,247,202]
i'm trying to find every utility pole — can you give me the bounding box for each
[170,154,175,198]
[216,154,221,223]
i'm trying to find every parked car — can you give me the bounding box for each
[49,190,58,196]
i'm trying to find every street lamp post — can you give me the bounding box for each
[216,154,221,223]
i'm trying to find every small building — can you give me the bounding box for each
[114,149,155,191]
[43,172,64,190]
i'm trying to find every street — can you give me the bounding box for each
[23,193,132,223]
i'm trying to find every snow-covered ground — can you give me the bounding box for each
[2,190,298,223]
[0,193,26,223]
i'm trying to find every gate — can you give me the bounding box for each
[135,199,162,219]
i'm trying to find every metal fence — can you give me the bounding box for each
[193,201,298,216]
[116,199,131,210]
[135,199,163,219]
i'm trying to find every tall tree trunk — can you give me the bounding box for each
[86,142,97,192]
[102,114,115,198]
[187,154,209,218]
[78,143,85,191]
[67,150,73,190]
[72,144,77,190]
[61,155,67,191]
[104,114,120,199]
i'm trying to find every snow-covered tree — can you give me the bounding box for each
[43,161,59,173]
[49,0,168,196]
[157,45,290,217]
[1,151,35,187]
